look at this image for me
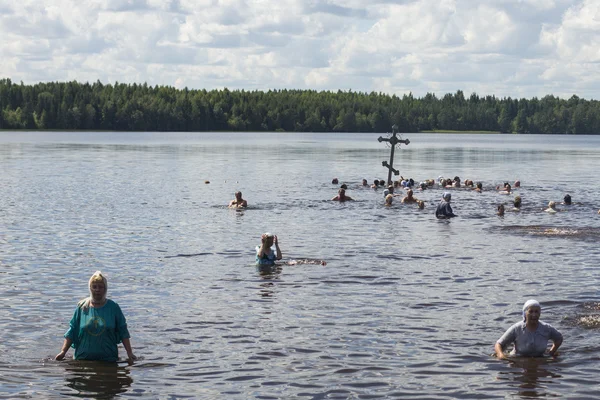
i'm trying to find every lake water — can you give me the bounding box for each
[1,131,599,399]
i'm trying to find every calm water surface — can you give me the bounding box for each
[1,132,600,399]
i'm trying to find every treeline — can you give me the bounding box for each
[1,78,599,133]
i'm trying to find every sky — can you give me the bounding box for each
[1,0,599,99]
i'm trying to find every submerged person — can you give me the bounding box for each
[563,194,572,205]
[256,233,282,266]
[385,194,394,206]
[228,191,248,208]
[417,200,425,209]
[513,195,522,211]
[544,201,559,213]
[55,271,136,363]
[401,189,417,204]
[435,192,457,219]
[495,299,563,359]
[497,204,505,216]
[331,188,353,202]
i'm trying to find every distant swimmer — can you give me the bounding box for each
[562,194,572,205]
[332,178,339,184]
[256,233,282,266]
[495,299,563,359]
[544,201,559,213]
[497,204,505,216]
[401,189,418,204]
[385,194,394,206]
[228,191,248,208]
[332,188,353,202]
[498,183,512,194]
[361,179,368,186]
[513,195,522,211]
[417,200,425,209]
[514,180,521,188]
[474,182,483,193]
[435,192,457,219]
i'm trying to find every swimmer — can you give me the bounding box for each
[385,194,394,206]
[332,178,339,184]
[229,191,248,208]
[497,204,505,216]
[361,179,368,186]
[371,179,379,189]
[495,299,563,359]
[562,194,572,205]
[331,188,353,202]
[416,200,425,209]
[514,180,521,188]
[474,182,483,193]
[498,183,512,194]
[401,189,418,204]
[453,176,461,188]
[544,201,559,213]
[256,233,282,266]
[435,192,457,219]
[340,183,348,189]
[513,195,522,211]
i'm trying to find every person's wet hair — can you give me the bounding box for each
[340,184,348,189]
[514,195,522,208]
[564,194,572,205]
[476,182,482,189]
[332,178,339,184]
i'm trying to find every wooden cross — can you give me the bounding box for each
[378,124,410,185]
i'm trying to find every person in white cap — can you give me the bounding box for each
[495,299,563,359]
[435,192,456,219]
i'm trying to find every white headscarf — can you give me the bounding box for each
[522,299,541,322]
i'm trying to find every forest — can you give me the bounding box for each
[1,78,598,134]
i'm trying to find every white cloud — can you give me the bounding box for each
[0,0,598,98]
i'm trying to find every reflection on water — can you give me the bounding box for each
[1,132,600,399]
[498,357,562,399]
[62,361,133,399]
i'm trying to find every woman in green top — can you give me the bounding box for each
[55,271,136,363]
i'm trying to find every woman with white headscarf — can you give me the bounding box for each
[435,192,456,219]
[495,299,563,359]
[55,271,136,363]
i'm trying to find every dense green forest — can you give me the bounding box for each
[1,78,599,133]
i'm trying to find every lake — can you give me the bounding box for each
[1,131,599,399]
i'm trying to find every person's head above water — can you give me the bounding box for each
[235,191,243,200]
[563,194,572,205]
[385,194,393,205]
[522,299,541,322]
[548,201,556,209]
[514,195,522,208]
[442,192,451,201]
[340,184,348,189]
[332,178,339,184]
[362,179,368,186]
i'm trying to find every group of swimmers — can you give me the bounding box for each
[330,176,600,218]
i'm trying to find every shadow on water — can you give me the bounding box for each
[61,361,133,399]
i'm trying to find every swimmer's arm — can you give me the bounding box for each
[494,342,507,359]
[55,338,73,360]
[548,337,563,356]
[274,237,282,260]
[122,338,137,362]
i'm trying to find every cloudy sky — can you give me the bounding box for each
[1,0,599,99]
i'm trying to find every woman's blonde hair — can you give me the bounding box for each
[78,271,108,311]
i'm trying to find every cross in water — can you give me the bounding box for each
[378,124,410,185]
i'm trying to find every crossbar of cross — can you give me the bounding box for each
[377,125,410,185]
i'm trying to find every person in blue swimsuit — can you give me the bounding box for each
[55,271,136,363]
[256,233,282,266]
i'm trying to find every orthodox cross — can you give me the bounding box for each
[378,124,410,185]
